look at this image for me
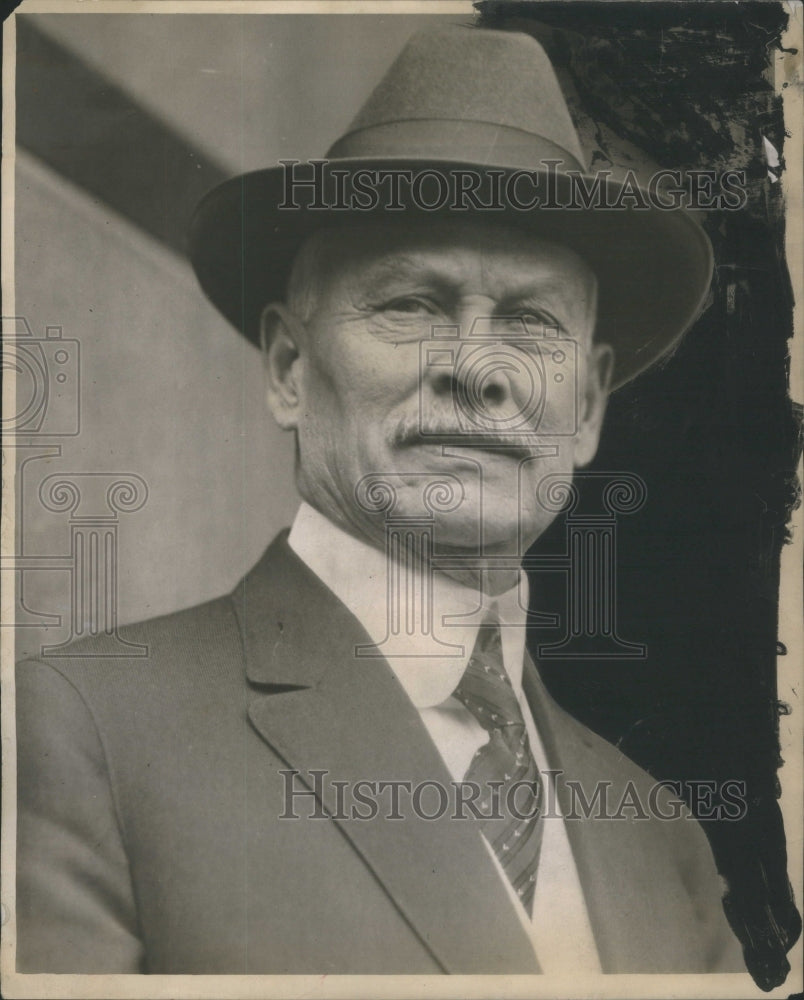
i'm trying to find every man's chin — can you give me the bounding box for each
[430,513,527,555]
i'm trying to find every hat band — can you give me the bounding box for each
[327,118,586,173]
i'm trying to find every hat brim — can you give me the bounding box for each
[188,158,713,389]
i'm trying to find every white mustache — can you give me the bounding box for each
[391,416,546,451]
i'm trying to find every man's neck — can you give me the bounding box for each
[295,500,525,598]
[436,564,521,597]
[289,501,526,604]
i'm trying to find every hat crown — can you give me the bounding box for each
[330,26,586,169]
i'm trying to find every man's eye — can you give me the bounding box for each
[517,311,555,331]
[380,297,437,316]
[366,297,441,342]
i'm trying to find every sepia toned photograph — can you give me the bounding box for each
[1,2,802,997]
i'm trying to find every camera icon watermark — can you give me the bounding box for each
[1,317,80,436]
[418,318,579,442]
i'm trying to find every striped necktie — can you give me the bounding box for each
[452,614,544,915]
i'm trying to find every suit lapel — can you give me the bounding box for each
[234,535,540,974]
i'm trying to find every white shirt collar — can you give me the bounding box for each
[288,502,530,708]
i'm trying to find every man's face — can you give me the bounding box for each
[262,219,612,556]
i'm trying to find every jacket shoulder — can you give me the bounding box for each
[16,590,244,698]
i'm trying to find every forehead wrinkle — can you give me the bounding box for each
[354,242,557,294]
[311,223,597,325]
[501,278,592,318]
[356,250,451,286]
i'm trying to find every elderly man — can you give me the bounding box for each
[16,25,743,975]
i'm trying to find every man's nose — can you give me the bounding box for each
[427,313,521,412]
[427,368,513,416]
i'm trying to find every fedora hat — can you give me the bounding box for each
[188,25,713,389]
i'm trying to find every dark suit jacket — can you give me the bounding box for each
[16,532,743,974]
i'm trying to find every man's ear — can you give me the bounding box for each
[573,341,615,468]
[260,303,305,430]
